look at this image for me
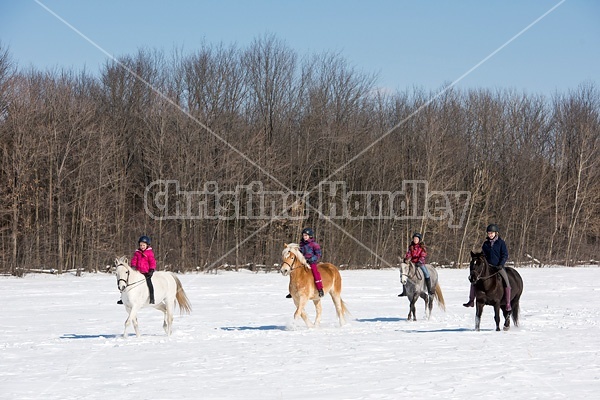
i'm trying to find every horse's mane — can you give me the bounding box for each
[282,243,309,268]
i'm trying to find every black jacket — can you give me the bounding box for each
[482,236,508,267]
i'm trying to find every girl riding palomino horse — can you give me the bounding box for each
[286,228,324,298]
[117,235,156,305]
[399,233,434,297]
[463,224,511,311]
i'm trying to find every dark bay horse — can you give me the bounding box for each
[400,261,446,321]
[280,243,349,328]
[469,251,523,331]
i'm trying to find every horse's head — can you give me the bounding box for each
[469,251,488,283]
[399,261,410,285]
[114,256,131,292]
[280,243,308,276]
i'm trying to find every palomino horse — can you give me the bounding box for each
[115,256,192,337]
[280,243,349,328]
[469,251,523,331]
[400,261,446,321]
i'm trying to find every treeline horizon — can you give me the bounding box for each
[1,35,598,275]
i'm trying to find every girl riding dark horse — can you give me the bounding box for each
[464,224,511,309]
[468,251,523,331]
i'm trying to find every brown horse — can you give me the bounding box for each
[280,243,349,328]
[469,251,523,331]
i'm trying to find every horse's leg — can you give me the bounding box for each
[158,301,172,335]
[313,299,322,327]
[124,305,141,338]
[123,306,132,338]
[493,304,501,331]
[132,315,140,337]
[502,307,511,331]
[426,294,433,320]
[294,297,313,328]
[475,302,484,331]
[330,292,346,326]
[409,295,417,321]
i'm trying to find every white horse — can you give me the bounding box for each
[400,261,446,321]
[114,256,192,337]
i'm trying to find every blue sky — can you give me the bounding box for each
[1,0,599,96]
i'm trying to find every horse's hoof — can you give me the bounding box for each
[503,326,510,331]
[496,328,501,331]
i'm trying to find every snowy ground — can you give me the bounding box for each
[1,266,599,399]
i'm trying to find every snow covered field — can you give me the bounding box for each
[1,267,599,399]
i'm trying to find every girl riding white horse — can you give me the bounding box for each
[115,256,192,337]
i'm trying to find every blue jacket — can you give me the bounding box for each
[300,238,322,264]
[482,236,509,267]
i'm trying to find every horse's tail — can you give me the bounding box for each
[434,283,446,312]
[331,267,350,318]
[340,298,350,318]
[172,274,192,315]
[511,297,520,327]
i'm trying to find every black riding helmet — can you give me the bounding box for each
[412,232,423,241]
[486,224,499,233]
[138,235,151,245]
[301,228,314,238]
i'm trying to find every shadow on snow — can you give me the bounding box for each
[355,317,405,323]
[401,327,479,333]
[60,333,128,339]
[220,325,287,331]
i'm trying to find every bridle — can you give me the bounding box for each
[116,263,146,292]
[469,257,499,283]
[281,252,307,273]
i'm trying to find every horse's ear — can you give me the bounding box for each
[470,251,475,257]
[283,243,288,249]
[114,257,119,266]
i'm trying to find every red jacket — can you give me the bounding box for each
[405,243,427,265]
[131,247,156,273]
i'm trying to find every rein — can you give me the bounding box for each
[282,253,308,272]
[402,262,423,284]
[116,266,147,292]
[471,258,500,283]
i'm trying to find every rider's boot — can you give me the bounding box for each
[398,286,407,297]
[117,299,123,304]
[504,286,512,311]
[285,293,292,299]
[463,284,475,307]
[146,276,155,304]
[425,277,434,295]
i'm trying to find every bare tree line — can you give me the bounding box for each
[1,35,598,275]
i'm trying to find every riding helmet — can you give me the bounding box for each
[486,224,499,233]
[301,228,314,238]
[412,232,423,241]
[138,235,151,245]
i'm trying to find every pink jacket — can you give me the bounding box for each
[405,243,427,265]
[131,247,156,274]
